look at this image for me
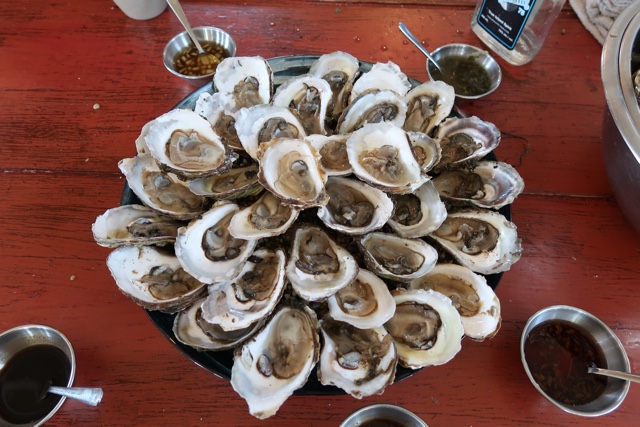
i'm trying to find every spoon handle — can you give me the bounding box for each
[398,22,443,73]
[48,386,104,406]
[165,0,205,54]
[589,367,640,384]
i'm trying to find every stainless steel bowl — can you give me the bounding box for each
[0,324,76,426]
[163,26,236,87]
[520,306,630,417]
[602,2,640,234]
[427,43,501,99]
[340,404,428,427]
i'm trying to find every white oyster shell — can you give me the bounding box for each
[286,226,359,301]
[106,245,206,313]
[403,80,455,135]
[175,202,257,284]
[318,318,397,398]
[118,154,206,220]
[272,74,333,135]
[231,304,319,419]
[337,89,408,134]
[308,51,360,117]
[144,109,233,180]
[194,91,242,150]
[235,104,307,160]
[433,116,501,171]
[306,134,352,176]
[430,209,522,275]
[347,122,430,194]
[408,264,501,341]
[356,232,438,282]
[257,138,328,208]
[201,248,287,331]
[385,288,464,369]
[92,205,182,248]
[327,269,396,329]
[214,56,273,108]
[407,131,441,174]
[387,180,447,238]
[187,165,262,200]
[349,61,411,103]
[173,297,264,351]
[432,160,525,209]
[228,191,299,239]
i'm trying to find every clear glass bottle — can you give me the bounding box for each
[471,0,566,66]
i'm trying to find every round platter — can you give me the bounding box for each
[120,54,510,395]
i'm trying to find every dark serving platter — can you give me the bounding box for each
[120,55,510,395]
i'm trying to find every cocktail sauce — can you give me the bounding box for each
[0,344,71,424]
[524,320,607,405]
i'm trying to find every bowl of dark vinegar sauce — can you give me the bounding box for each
[0,325,75,426]
[339,404,428,427]
[521,306,630,417]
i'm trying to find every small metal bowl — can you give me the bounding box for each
[340,404,428,427]
[163,26,236,87]
[0,324,76,426]
[520,306,630,417]
[426,43,501,99]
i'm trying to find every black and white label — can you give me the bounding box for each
[476,0,536,50]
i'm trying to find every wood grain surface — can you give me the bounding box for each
[1,1,638,426]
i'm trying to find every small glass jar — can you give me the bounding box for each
[471,0,566,66]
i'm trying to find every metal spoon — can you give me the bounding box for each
[47,386,104,406]
[588,367,640,384]
[398,22,443,73]
[165,0,215,62]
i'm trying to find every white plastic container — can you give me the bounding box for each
[113,0,167,20]
[471,0,566,65]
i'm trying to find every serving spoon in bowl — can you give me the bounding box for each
[165,0,216,64]
[46,385,104,406]
[398,22,443,73]
[588,366,640,384]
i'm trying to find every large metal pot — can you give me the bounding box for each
[602,2,640,234]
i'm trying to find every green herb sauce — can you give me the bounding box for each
[430,55,493,96]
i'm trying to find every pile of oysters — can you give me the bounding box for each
[92,52,524,419]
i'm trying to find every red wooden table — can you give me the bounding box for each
[1,1,638,426]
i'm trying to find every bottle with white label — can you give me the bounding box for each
[471,0,566,65]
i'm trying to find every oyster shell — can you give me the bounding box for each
[318,317,397,398]
[327,269,396,329]
[214,56,273,108]
[228,191,299,239]
[306,134,352,177]
[387,181,448,238]
[432,160,525,209]
[356,232,438,282]
[346,122,430,194]
[349,61,411,103]
[408,263,501,341]
[231,304,320,419]
[430,208,522,275]
[175,202,257,284]
[118,154,206,220]
[173,297,264,351]
[407,131,441,174]
[106,245,207,313]
[144,109,234,180]
[403,80,455,135]
[186,165,262,200]
[317,176,394,235]
[433,116,501,171]
[385,288,464,369]
[271,74,333,135]
[92,205,183,248]
[257,138,328,208]
[336,89,408,134]
[201,248,287,331]
[308,51,360,118]
[194,91,243,151]
[286,226,359,301]
[235,104,307,160]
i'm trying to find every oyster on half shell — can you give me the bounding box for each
[387,181,447,238]
[214,56,273,108]
[228,191,299,240]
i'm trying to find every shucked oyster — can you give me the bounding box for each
[385,288,464,369]
[175,202,257,284]
[430,208,522,275]
[257,138,328,209]
[306,134,352,176]
[433,116,501,171]
[106,245,207,313]
[187,165,262,200]
[308,51,360,118]
[336,90,408,134]
[228,191,299,240]
[349,61,411,103]
[403,80,455,135]
[231,303,320,419]
[387,181,447,238]
[214,56,273,108]
[318,317,397,398]
[286,226,359,301]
